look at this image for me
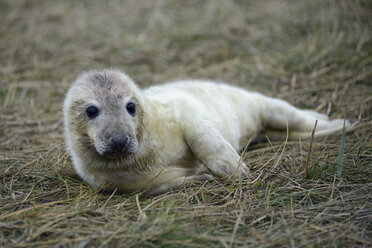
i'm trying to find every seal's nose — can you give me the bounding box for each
[109,135,128,154]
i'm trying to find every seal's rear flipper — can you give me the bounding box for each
[259,95,352,141]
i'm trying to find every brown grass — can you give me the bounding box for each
[1,0,371,247]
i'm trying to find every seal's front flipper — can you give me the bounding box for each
[182,119,248,179]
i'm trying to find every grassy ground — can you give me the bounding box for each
[1,0,371,247]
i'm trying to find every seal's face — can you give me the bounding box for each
[85,96,139,156]
[64,70,144,159]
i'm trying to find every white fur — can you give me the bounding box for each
[64,70,350,194]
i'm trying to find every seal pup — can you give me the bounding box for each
[63,69,349,194]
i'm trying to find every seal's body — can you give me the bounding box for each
[64,69,348,194]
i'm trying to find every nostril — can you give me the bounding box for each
[110,135,129,152]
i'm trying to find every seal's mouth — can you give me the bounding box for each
[99,142,136,158]
[102,149,130,158]
[102,149,125,157]
[99,149,136,160]
[101,153,125,159]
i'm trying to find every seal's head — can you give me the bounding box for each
[64,69,144,165]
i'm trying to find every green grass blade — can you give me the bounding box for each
[337,120,346,177]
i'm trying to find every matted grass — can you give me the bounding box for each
[1,0,371,247]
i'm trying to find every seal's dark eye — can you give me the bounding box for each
[86,106,99,119]
[126,102,136,116]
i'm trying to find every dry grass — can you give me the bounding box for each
[1,0,371,247]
